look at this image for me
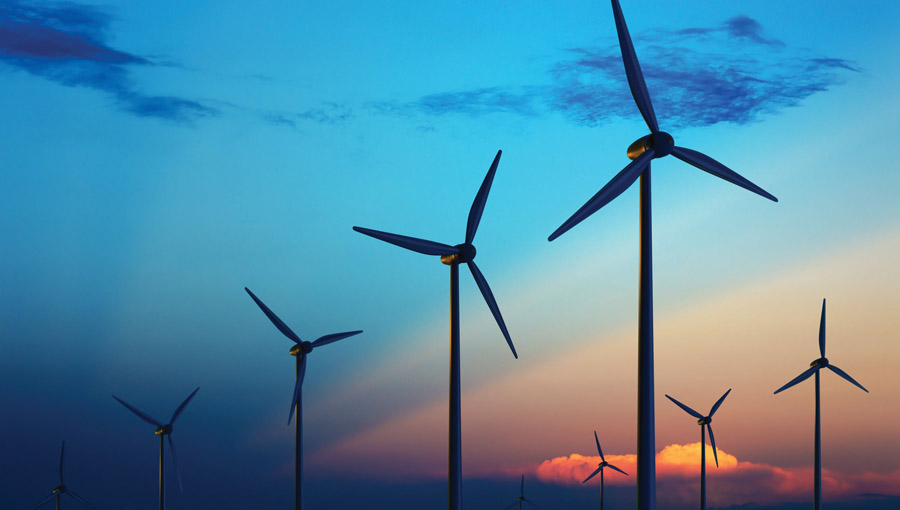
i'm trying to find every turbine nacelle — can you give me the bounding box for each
[627,131,674,160]
[154,424,172,436]
[441,243,477,265]
[290,341,313,356]
[52,486,64,494]
[598,460,609,468]
[810,357,829,368]
[697,416,711,426]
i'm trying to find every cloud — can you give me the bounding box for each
[376,15,857,128]
[0,0,214,121]
[536,443,900,507]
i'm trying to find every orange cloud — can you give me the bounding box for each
[536,443,900,506]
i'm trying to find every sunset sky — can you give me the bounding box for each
[2,1,899,509]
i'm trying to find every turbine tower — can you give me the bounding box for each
[245,287,362,510]
[112,387,199,510]
[29,441,94,509]
[665,389,731,510]
[582,431,628,510]
[504,474,538,510]
[353,149,517,510]
[774,299,868,510]
[548,2,777,508]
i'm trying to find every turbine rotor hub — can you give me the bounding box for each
[441,243,476,265]
[810,357,829,368]
[627,131,674,160]
[155,424,172,435]
[290,342,313,356]
[698,416,711,425]
[53,486,63,494]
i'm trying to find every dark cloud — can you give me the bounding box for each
[376,15,857,129]
[0,0,214,121]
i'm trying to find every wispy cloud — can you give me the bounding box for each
[0,0,215,121]
[373,15,858,128]
[537,443,900,507]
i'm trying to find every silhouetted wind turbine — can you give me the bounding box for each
[112,387,199,510]
[504,474,538,510]
[30,441,93,509]
[353,149,517,510]
[548,2,776,508]
[582,431,628,510]
[774,299,867,510]
[245,287,362,510]
[665,389,731,510]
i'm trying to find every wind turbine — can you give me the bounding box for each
[244,287,362,510]
[547,2,777,508]
[774,299,868,510]
[504,474,538,510]
[582,431,628,510]
[665,389,731,510]
[112,387,199,510]
[353,149,517,510]
[29,441,93,509]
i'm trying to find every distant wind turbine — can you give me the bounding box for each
[112,387,199,510]
[29,441,93,509]
[665,389,731,510]
[774,299,868,510]
[504,474,538,510]
[582,431,628,510]
[245,287,362,510]
[354,149,517,510]
[547,1,776,508]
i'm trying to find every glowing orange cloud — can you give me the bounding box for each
[537,443,900,506]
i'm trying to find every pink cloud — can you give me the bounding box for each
[536,443,900,506]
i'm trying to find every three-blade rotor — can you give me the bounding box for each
[583,430,628,483]
[245,287,363,424]
[353,150,517,359]
[774,299,868,395]
[112,387,199,491]
[548,0,777,242]
[665,389,730,467]
[30,441,94,509]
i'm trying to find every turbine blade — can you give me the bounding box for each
[288,355,306,425]
[112,395,163,427]
[466,149,502,244]
[610,0,659,132]
[709,388,731,417]
[548,150,653,242]
[819,298,826,358]
[607,463,628,476]
[582,465,603,484]
[707,424,719,468]
[773,366,818,394]
[312,330,363,348]
[66,489,94,508]
[594,430,605,461]
[168,435,184,492]
[30,492,56,509]
[244,287,302,343]
[171,387,200,424]
[670,146,777,202]
[827,364,869,393]
[59,441,65,484]
[665,394,703,419]
[352,226,458,256]
[467,260,517,358]
[520,474,524,497]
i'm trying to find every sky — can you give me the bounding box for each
[1,0,899,509]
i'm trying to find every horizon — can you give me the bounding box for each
[2,1,899,509]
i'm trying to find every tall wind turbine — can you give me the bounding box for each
[504,475,538,510]
[665,389,731,510]
[30,441,94,509]
[582,431,628,510]
[245,287,362,510]
[547,2,777,508]
[353,149,517,510]
[774,299,868,510]
[112,387,199,510]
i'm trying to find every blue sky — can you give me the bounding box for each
[2,1,899,509]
